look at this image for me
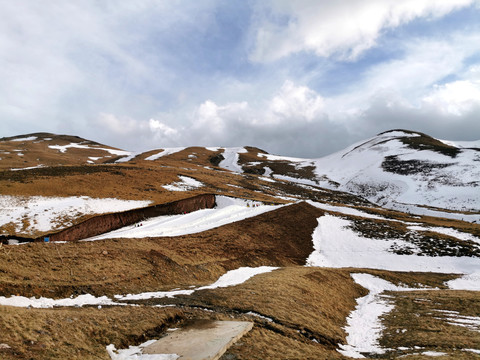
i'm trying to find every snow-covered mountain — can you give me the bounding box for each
[2,130,479,215]
[312,130,480,212]
[210,130,480,214]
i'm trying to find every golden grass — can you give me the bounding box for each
[0,267,360,360]
[380,290,480,359]
[181,267,366,348]
[0,305,183,360]
[0,202,323,298]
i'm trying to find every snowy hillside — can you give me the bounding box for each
[209,130,480,214]
[312,130,480,212]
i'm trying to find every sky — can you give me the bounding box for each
[1,0,480,157]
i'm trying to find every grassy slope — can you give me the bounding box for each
[1,134,479,359]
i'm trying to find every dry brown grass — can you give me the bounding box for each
[0,267,361,360]
[351,268,459,289]
[178,267,366,350]
[0,202,323,298]
[0,134,125,170]
[0,305,183,360]
[380,290,480,359]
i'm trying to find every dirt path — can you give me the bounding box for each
[142,320,253,360]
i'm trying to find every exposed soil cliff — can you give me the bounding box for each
[45,193,216,242]
[0,194,216,244]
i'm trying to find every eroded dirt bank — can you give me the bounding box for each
[0,194,216,244]
[45,193,216,242]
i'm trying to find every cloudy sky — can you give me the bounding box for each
[2,0,480,157]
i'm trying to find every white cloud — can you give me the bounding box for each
[98,113,146,136]
[149,119,180,138]
[251,0,474,62]
[423,80,480,115]
[267,81,325,123]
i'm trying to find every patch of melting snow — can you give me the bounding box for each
[421,351,447,356]
[162,176,203,191]
[464,348,480,354]
[218,147,247,172]
[259,176,275,183]
[115,151,142,163]
[48,143,130,156]
[307,201,388,220]
[408,225,480,245]
[434,309,480,332]
[306,214,480,274]
[145,148,185,161]
[246,311,274,322]
[0,266,277,308]
[338,274,414,358]
[446,271,480,290]
[10,164,45,171]
[107,341,179,360]
[0,195,151,234]
[84,196,284,240]
[0,294,118,308]
[115,266,277,301]
[10,136,37,142]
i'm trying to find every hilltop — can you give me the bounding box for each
[0,130,479,359]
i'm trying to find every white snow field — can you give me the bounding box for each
[115,266,278,301]
[85,196,285,241]
[306,215,480,274]
[8,136,38,142]
[311,130,480,212]
[0,195,152,235]
[145,147,186,161]
[0,266,277,308]
[306,200,387,220]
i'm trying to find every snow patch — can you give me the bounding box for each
[107,341,179,360]
[218,147,247,172]
[85,196,284,240]
[408,225,480,245]
[0,266,277,307]
[0,294,118,308]
[307,201,387,220]
[49,143,130,156]
[306,215,480,274]
[0,195,151,234]
[145,148,185,161]
[11,164,45,171]
[10,136,37,142]
[338,273,410,358]
[446,271,480,290]
[162,176,203,192]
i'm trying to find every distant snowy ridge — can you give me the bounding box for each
[311,130,480,212]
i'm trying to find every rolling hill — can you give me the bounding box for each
[0,130,479,359]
